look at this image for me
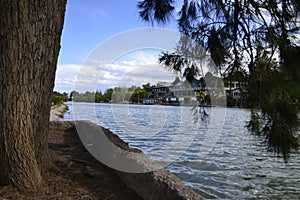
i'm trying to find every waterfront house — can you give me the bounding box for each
[149,77,208,105]
[224,81,247,107]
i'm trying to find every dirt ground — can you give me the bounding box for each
[0,124,142,200]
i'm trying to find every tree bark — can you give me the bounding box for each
[0,0,66,192]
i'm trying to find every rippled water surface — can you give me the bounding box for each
[63,102,300,199]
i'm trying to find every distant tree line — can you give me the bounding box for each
[70,83,155,103]
[52,91,68,106]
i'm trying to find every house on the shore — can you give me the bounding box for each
[146,72,247,107]
[224,73,248,107]
[148,83,179,105]
[148,77,208,105]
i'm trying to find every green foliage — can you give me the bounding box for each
[196,92,204,101]
[95,91,103,102]
[103,88,113,103]
[288,80,300,103]
[72,89,113,103]
[142,83,155,93]
[130,88,149,103]
[71,85,150,104]
[72,91,95,102]
[247,58,300,161]
[69,90,79,100]
[52,91,68,106]
[137,0,175,24]
[137,0,300,160]
[247,94,300,161]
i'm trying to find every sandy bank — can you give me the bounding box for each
[50,104,68,121]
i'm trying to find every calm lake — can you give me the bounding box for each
[62,102,300,199]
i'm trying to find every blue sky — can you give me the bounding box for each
[55,0,179,92]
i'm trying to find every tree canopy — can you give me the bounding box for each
[138,0,300,160]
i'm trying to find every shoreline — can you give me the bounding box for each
[70,101,252,109]
[50,121,203,200]
[50,103,68,121]
[48,105,203,199]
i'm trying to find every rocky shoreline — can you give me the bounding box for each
[50,104,68,121]
[50,121,203,200]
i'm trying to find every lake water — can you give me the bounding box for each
[63,102,300,199]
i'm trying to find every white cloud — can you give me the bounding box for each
[54,64,81,92]
[55,50,178,93]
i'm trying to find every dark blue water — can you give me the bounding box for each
[63,102,300,199]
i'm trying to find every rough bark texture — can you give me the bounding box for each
[0,0,66,192]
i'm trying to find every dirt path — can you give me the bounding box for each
[0,123,142,200]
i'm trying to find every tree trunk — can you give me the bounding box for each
[0,0,66,192]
